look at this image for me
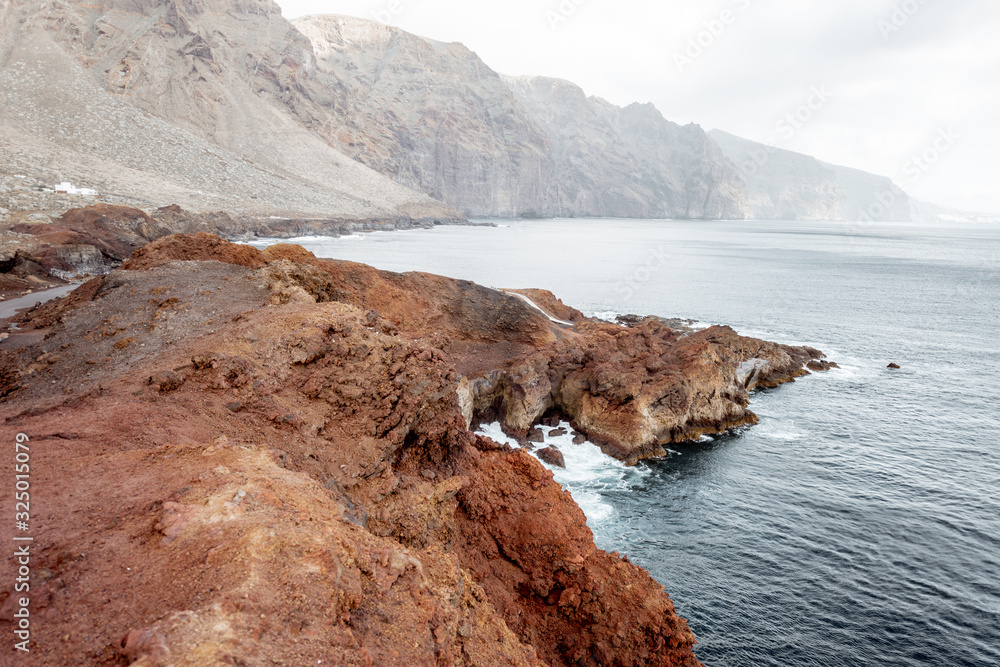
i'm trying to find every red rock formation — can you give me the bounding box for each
[8,204,162,271]
[0,250,67,296]
[470,316,830,464]
[1,234,720,665]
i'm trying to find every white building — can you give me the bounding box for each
[54,181,98,196]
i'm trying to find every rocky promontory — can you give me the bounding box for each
[0,233,834,664]
[0,203,468,297]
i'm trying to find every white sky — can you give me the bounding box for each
[277,0,1000,213]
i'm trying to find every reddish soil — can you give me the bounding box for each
[0,235,718,666]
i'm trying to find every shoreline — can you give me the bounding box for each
[0,233,837,665]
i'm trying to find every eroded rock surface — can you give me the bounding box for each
[0,234,727,665]
[0,0,463,223]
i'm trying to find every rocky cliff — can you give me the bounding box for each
[0,1,943,225]
[709,130,913,221]
[0,233,835,664]
[0,1,748,223]
[0,0,462,223]
[294,15,558,218]
[292,15,749,220]
[504,76,750,220]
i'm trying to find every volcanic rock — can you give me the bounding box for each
[0,249,66,296]
[526,428,546,444]
[537,446,567,469]
[0,234,710,666]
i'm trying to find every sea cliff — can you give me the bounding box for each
[0,232,835,664]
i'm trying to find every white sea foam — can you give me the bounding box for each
[248,235,338,248]
[475,422,518,447]
[756,418,806,441]
[588,311,622,323]
[687,321,715,332]
[474,421,655,531]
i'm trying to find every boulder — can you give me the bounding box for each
[536,446,566,469]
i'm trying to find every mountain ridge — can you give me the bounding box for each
[0,0,463,224]
[0,2,987,226]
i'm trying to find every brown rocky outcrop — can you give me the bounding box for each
[0,234,834,663]
[118,233,831,466]
[8,204,164,273]
[467,315,830,464]
[0,250,66,296]
[1,234,717,666]
[0,204,467,292]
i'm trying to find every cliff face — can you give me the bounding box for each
[709,130,912,221]
[291,15,749,220]
[0,0,462,222]
[0,2,926,224]
[0,230,837,663]
[0,234,718,666]
[294,15,558,218]
[504,76,750,220]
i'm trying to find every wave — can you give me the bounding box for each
[475,421,655,532]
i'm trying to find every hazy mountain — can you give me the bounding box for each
[0,2,975,225]
[708,130,912,221]
[0,0,461,223]
[504,76,749,219]
[294,15,749,220]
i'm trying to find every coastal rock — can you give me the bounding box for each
[2,204,450,285]
[0,249,66,296]
[471,316,831,464]
[1,234,707,666]
[537,446,566,468]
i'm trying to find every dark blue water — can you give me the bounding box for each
[254,219,1000,666]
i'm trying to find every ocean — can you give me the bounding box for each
[252,219,1000,667]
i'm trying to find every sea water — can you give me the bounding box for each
[251,219,1000,666]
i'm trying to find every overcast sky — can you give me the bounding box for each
[277,0,999,213]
